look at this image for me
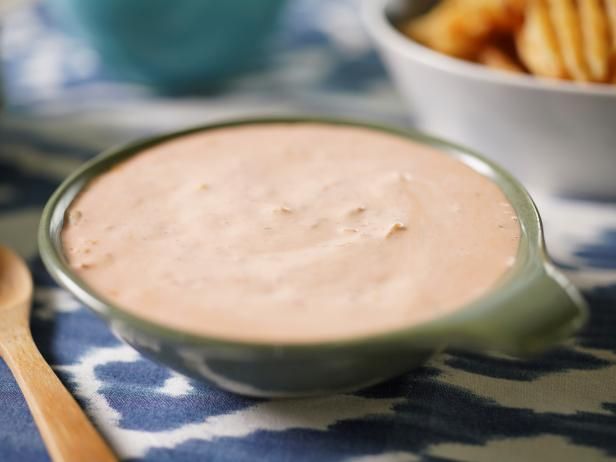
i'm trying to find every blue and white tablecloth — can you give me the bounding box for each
[1,1,616,461]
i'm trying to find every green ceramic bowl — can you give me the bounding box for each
[38,117,588,397]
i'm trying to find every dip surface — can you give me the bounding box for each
[62,123,520,342]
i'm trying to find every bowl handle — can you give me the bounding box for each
[447,264,588,356]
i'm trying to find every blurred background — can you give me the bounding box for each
[0,0,404,134]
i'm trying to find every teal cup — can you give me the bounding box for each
[46,0,288,92]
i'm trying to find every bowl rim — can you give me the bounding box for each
[362,0,616,97]
[38,116,586,352]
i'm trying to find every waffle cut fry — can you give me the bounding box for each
[516,0,567,78]
[547,0,591,81]
[402,0,525,59]
[579,0,611,82]
[477,42,526,73]
[606,0,616,82]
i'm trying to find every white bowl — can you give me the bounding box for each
[363,0,616,198]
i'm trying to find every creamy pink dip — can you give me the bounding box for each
[62,123,520,342]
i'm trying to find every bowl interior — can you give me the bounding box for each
[384,0,436,23]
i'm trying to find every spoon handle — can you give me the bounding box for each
[0,326,117,462]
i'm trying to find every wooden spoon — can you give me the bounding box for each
[0,246,117,462]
